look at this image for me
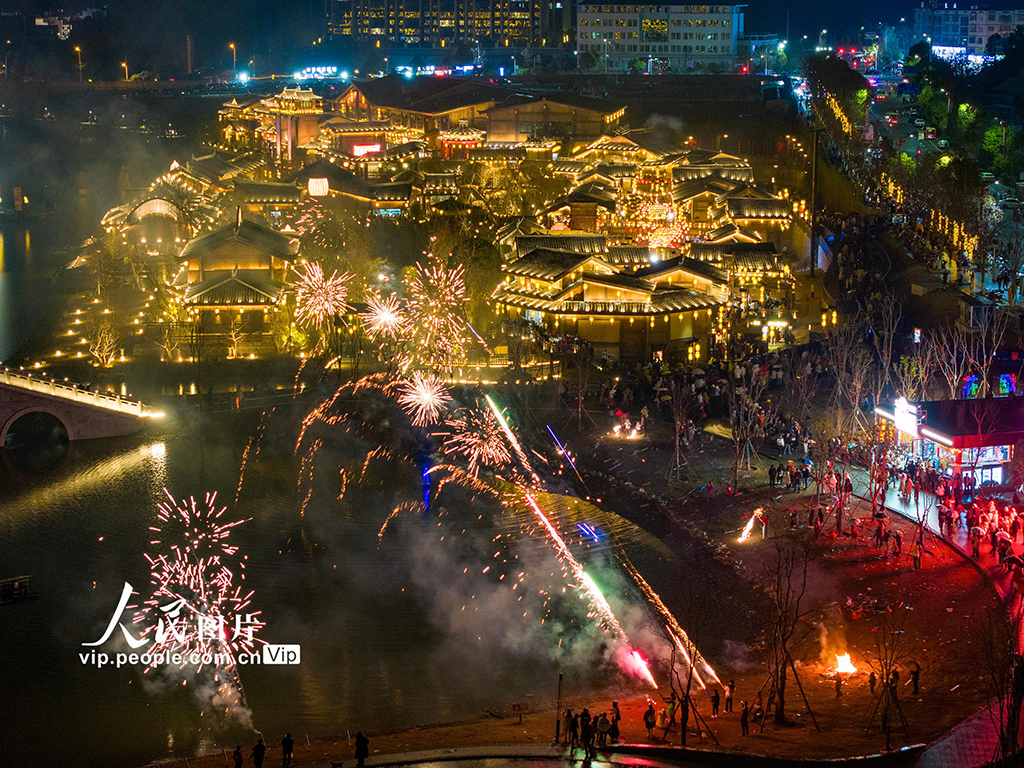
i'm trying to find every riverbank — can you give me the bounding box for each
[136,401,1006,768]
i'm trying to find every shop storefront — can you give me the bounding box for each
[874,397,1022,484]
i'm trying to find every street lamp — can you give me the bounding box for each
[229,43,236,70]
[121,61,129,81]
[74,46,82,81]
[940,87,951,116]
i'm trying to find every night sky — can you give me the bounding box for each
[14,0,1024,49]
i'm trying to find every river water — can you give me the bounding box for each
[0,94,676,768]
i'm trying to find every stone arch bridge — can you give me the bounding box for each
[0,368,162,446]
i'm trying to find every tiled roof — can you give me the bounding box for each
[672,177,742,203]
[512,233,607,260]
[651,289,721,312]
[673,165,755,183]
[493,285,718,315]
[705,222,762,243]
[233,181,303,204]
[688,242,778,264]
[725,198,793,220]
[179,218,299,263]
[605,245,658,267]
[581,272,654,293]
[504,248,603,282]
[637,257,729,285]
[550,160,591,175]
[538,182,616,216]
[183,271,284,306]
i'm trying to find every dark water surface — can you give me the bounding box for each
[0,95,677,768]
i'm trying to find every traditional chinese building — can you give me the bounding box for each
[175,212,298,334]
[494,243,720,362]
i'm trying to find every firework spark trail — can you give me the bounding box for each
[484,394,541,485]
[522,493,656,687]
[235,412,268,504]
[619,553,721,691]
[298,439,322,518]
[428,464,500,501]
[377,501,424,544]
[398,371,451,426]
[359,446,393,482]
[135,490,262,686]
[545,425,586,487]
[441,408,510,477]
[293,262,352,330]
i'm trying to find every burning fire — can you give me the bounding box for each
[611,423,642,440]
[834,653,857,676]
[738,508,765,543]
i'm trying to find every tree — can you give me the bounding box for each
[225,313,247,359]
[864,603,915,749]
[763,538,817,728]
[88,318,119,367]
[970,605,1024,760]
[579,50,602,72]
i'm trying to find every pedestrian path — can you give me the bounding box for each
[842,466,1017,768]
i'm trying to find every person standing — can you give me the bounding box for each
[643,703,656,738]
[835,677,843,697]
[569,712,580,748]
[252,738,267,768]
[581,715,595,759]
[355,732,370,768]
[911,666,921,695]
[596,712,611,746]
[725,680,735,712]
[562,709,573,744]
[769,464,777,488]
[710,688,720,717]
[281,734,294,767]
[869,671,876,695]
[740,702,749,736]
[232,747,243,768]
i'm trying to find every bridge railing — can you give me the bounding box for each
[0,368,161,418]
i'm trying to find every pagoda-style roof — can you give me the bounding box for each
[179,217,299,263]
[439,120,485,142]
[183,270,285,306]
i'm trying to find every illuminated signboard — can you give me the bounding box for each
[893,397,919,437]
[353,144,382,157]
[308,178,329,197]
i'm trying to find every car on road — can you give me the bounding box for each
[937,139,949,149]
[914,118,926,127]
[1003,198,1022,210]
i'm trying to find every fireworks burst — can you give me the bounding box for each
[405,260,468,373]
[361,292,408,343]
[134,490,262,675]
[293,262,352,329]
[441,408,511,476]
[397,371,451,426]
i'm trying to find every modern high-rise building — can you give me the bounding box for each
[326,0,571,48]
[912,3,1024,54]
[576,2,744,72]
